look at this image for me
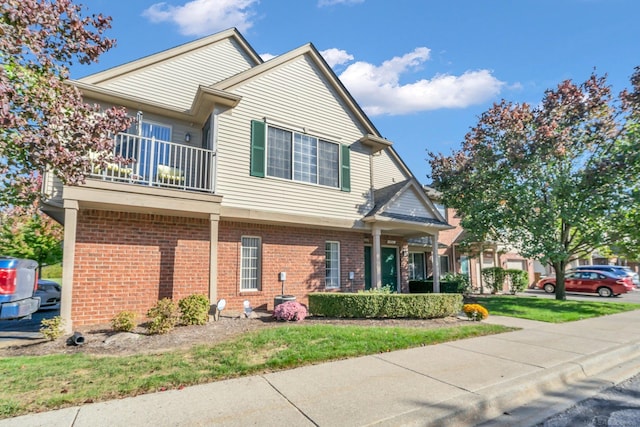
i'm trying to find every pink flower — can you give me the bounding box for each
[273,301,307,321]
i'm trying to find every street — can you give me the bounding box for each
[536,372,640,426]
[0,307,59,347]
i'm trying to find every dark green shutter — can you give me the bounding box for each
[341,144,351,192]
[250,120,266,177]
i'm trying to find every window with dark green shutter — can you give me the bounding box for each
[256,121,348,190]
[250,120,266,177]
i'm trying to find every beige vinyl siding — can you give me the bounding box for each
[88,99,204,148]
[215,55,370,222]
[94,38,254,110]
[372,150,411,189]
[385,188,435,219]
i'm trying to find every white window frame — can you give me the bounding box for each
[325,241,340,289]
[240,236,261,291]
[266,124,340,188]
[408,252,426,281]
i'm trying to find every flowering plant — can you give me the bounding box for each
[273,301,307,321]
[462,304,489,321]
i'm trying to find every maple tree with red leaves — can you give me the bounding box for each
[429,69,640,300]
[0,0,132,207]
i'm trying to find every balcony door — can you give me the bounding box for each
[138,121,172,180]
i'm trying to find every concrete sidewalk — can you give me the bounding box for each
[2,311,640,427]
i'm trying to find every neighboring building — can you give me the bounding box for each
[40,29,451,329]
[416,187,535,292]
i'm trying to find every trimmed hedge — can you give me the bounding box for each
[408,280,466,294]
[308,293,463,319]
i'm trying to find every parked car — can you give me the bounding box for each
[0,256,40,319]
[35,279,61,309]
[572,265,640,287]
[536,269,634,297]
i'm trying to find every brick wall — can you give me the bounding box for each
[72,211,409,325]
[218,221,366,311]
[73,210,210,326]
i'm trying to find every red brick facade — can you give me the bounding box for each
[71,211,387,325]
[218,221,367,311]
[433,207,535,292]
[73,210,210,325]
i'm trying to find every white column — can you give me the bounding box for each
[432,232,440,293]
[209,213,220,309]
[372,227,382,289]
[60,200,78,333]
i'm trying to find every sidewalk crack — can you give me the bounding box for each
[261,375,319,426]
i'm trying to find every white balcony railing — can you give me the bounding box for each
[89,132,216,192]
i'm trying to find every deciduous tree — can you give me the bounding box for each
[0,205,63,269]
[429,70,640,299]
[0,0,132,207]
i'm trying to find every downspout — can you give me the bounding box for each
[369,152,375,209]
[211,107,220,194]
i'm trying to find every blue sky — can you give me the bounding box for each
[72,0,640,183]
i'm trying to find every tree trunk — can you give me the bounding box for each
[553,261,567,300]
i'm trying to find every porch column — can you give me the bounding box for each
[209,213,220,309]
[432,232,440,293]
[60,200,78,333]
[372,227,382,289]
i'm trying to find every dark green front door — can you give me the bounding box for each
[381,247,398,292]
[364,246,399,291]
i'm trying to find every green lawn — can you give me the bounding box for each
[478,295,640,323]
[0,322,510,419]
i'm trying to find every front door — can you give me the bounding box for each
[381,247,398,292]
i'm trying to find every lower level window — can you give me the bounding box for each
[240,236,261,291]
[440,255,450,275]
[409,252,425,280]
[325,241,340,288]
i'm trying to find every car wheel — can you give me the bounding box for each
[598,287,612,297]
[543,283,555,293]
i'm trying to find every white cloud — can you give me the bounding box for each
[142,0,259,36]
[318,0,365,6]
[319,48,353,67]
[337,47,505,116]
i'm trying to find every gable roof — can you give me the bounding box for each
[365,179,450,228]
[213,42,383,138]
[79,28,262,85]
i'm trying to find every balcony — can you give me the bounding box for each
[88,132,216,192]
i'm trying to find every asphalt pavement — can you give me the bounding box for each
[2,309,640,426]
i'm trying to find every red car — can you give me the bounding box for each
[536,269,635,297]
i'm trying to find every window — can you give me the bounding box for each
[434,203,447,220]
[251,121,346,189]
[325,241,340,288]
[408,252,425,280]
[266,127,291,179]
[240,237,261,291]
[439,255,450,275]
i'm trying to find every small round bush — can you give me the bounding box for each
[273,301,307,321]
[147,298,179,334]
[462,303,489,321]
[178,294,210,326]
[40,316,64,340]
[111,311,137,332]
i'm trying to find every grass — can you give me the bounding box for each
[478,295,640,323]
[0,322,510,418]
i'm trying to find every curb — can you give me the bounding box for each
[374,341,640,427]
